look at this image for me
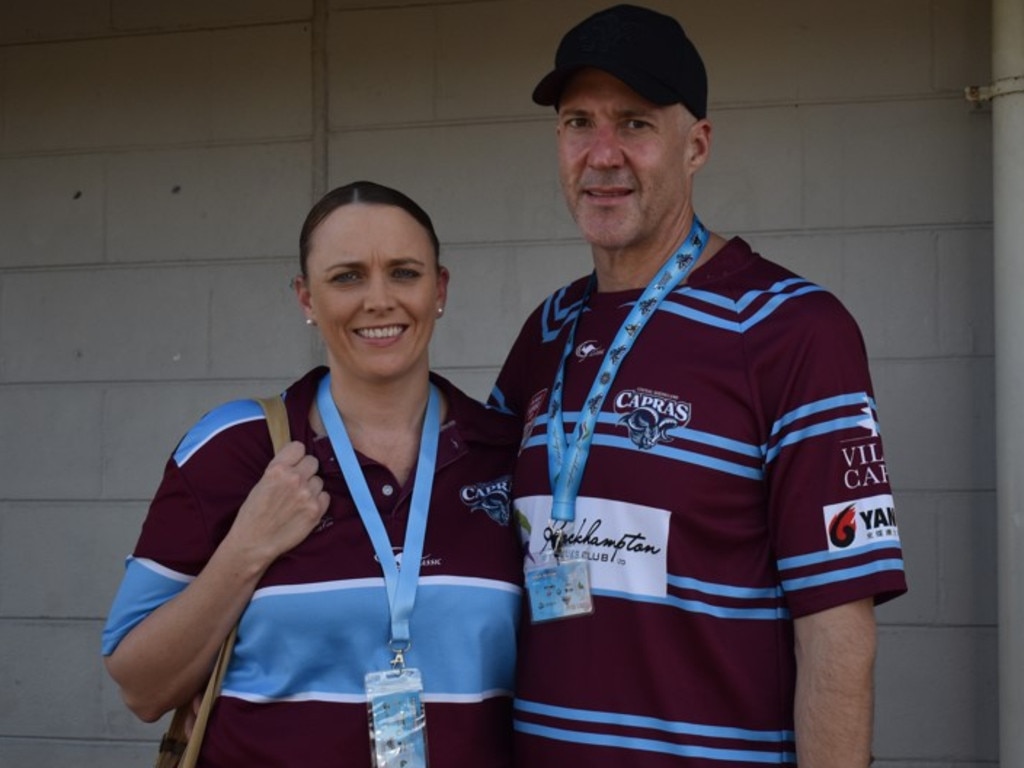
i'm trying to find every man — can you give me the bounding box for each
[489,5,907,767]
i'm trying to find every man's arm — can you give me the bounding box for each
[793,597,877,767]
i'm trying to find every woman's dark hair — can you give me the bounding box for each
[299,180,441,277]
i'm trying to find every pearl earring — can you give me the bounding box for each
[436,306,444,317]
[306,318,315,326]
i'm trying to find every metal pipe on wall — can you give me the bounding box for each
[992,0,1024,764]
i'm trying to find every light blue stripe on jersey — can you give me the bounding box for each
[666,574,783,600]
[590,434,762,480]
[529,411,761,457]
[516,699,794,742]
[736,284,825,331]
[781,558,905,593]
[765,414,875,463]
[657,302,743,332]
[540,286,587,343]
[764,392,881,463]
[777,540,904,595]
[103,559,519,701]
[777,537,901,572]
[770,392,879,441]
[173,399,266,467]
[658,279,826,333]
[514,706,796,764]
[101,557,192,655]
[771,393,876,437]
[226,576,519,702]
[515,721,796,764]
[487,386,514,416]
[594,588,789,621]
[679,277,813,313]
[523,413,763,480]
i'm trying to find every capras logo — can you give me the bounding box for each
[613,388,691,450]
[460,475,512,526]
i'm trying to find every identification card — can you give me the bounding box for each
[525,558,594,623]
[365,668,429,768]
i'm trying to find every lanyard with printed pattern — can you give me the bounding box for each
[546,216,709,527]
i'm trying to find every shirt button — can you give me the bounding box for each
[382,484,395,497]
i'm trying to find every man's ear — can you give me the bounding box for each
[687,118,713,173]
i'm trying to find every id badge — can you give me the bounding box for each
[366,668,429,768]
[525,558,594,623]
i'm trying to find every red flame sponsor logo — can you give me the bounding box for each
[828,505,858,548]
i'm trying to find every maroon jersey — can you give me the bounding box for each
[104,368,522,767]
[490,238,906,767]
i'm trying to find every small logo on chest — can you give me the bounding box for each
[613,388,691,450]
[460,475,512,525]
[574,339,606,361]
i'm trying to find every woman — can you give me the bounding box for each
[102,181,522,766]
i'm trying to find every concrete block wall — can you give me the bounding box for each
[0,0,996,765]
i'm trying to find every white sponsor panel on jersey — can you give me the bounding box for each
[821,493,899,553]
[515,495,670,598]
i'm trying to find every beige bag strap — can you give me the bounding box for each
[176,626,238,767]
[173,394,291,768]
[257,394,291,454]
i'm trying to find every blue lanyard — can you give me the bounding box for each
[316,374,440,655]
[547,217,709,524]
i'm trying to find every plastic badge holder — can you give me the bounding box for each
[366,668,429,768]
[525,557,594,623]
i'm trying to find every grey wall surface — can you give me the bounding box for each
[0,0,996,766]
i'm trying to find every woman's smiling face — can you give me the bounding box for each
[296,202,448,387]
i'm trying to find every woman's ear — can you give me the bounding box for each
[436,266,450,310]
[294,274,315,324]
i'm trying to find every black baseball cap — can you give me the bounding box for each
[532,4,707,119]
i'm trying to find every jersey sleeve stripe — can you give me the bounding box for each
[771,393,875,436]
[100,557,192,656]
[780,558,906,593]
[173,399,265,467]
[777,538,902,570]
[765,415,876,463]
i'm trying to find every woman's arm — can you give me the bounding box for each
[104,441,330,721]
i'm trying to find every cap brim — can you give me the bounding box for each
[531,61,682,108]
[532,67,576,106]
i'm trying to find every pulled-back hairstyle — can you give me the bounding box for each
[298,180,441,277]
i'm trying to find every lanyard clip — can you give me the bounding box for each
[390,640,410,670]
[551,527,566,560]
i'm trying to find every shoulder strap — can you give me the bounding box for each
[176,625,238,767]
[166,394,292,768]
[256,394,291,453]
